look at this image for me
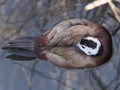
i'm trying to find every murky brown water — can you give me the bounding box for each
[0,0,120,90]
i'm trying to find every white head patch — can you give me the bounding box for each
[76,37,101,55]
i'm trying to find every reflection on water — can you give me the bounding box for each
[0,0,120,90]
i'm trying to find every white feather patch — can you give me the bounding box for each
[76,37,101,55]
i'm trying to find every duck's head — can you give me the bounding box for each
[36,19,112,69]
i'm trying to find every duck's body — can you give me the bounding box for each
[2,19,112,69]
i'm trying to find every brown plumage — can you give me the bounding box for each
[2,19,112,69]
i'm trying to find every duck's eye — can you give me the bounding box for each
[76,37,102,56]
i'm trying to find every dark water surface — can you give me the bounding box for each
[0,0,120,90]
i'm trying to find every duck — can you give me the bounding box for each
[2,19,112,69]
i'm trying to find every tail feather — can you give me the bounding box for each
[2,37,37,58]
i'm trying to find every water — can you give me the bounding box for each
[0,0,120,90]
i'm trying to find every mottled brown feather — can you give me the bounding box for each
[35,19,112,68]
